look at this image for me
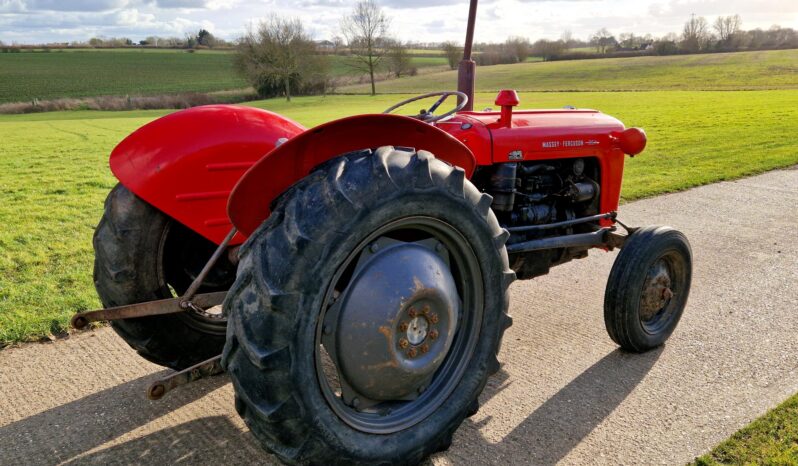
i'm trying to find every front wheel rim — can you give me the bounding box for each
[315,216,484,434]
[639,250,687,334]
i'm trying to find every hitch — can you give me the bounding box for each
[147,355,224,400]
[71,228,237,329]
[70,292,227,329]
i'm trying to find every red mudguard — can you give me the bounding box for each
[110,105,305,245]
[227,114,477,237]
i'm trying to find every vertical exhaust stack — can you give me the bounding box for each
[457,0,478,111]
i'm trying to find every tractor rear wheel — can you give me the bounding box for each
[604,225,692,352]
[93,184,236,370]
[222,147,514,465]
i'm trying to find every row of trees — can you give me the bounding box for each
[587,16,798,56]
[28,30,233,49]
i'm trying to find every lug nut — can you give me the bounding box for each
[429,313,439,324]
[399,322,409,332]
[369,243,380,253]
[407,347,417,358]
[408,307,417,317]
[422,305,430,315]
[429,329,439,340]
[352,397,361,408]
[435,242,445,252]
[420,344,429,354]
[399,338,409,349]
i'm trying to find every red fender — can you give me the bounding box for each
[228,114,477,237]
[110,105,305,245]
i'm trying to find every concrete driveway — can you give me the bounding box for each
[1,168,797,465]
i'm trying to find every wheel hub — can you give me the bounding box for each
[406,316,428,345]
[330,241,459,402]
[640,260,673,321]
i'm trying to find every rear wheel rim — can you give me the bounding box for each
[161,222,234,335]
[315,216,484,434]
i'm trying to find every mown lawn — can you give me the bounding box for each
[694,393,798,464]
[342,49,798,93]
[1,89,796,344]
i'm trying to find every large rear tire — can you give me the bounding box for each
[223,148,514,464]
[93,184,236,370]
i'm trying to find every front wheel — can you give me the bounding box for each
[222,147,514,464]
[604,225,692,352]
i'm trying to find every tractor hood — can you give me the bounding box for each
[460,109,627,163]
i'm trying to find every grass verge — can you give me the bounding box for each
[694,394,798,464]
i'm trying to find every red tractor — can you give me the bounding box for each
[72,2,692,463]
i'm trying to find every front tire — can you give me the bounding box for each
[222,148,514,464]
[604,225,692,352]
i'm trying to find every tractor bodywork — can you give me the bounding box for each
[110,100,643,243]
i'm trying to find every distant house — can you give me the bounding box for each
[316,40,335,51]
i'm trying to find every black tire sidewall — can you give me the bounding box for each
[605,226,692,351]
[225,149,513,463]
[94,184,227,369]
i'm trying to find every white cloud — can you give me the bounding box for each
[0,0,795,44]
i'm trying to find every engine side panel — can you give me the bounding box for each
[227,114,477,237]
[110,105,306,245]
[448,109,627,222]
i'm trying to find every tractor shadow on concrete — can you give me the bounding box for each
[1,347,659,465]
[432,347,663,465]
[0,370,269,465]
[59,416,273,465]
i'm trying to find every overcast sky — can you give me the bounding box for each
[1,0,796,44]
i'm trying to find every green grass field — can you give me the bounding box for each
[343,49,798,93]
[1,89,797,344]
[0,49,448,104]
[328,54,447,77]
[0,49,247,103]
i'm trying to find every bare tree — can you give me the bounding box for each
[341,0,389,96]
[331,35,345,54]
[590,28,616,53]
[386,39,413,77]
[505,36,531,62]
[560,30,574,48]
[714,14,742,50]
[441,41,461,70]
[531,39,566,61]
[682,14,711,52]
[235,16,327,101]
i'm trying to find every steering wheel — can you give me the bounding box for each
[382,91,469,123]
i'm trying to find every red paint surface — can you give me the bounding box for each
[110,93,642,244]
[110,105,305,245]
[227,114,476,237]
